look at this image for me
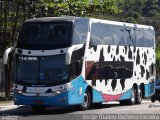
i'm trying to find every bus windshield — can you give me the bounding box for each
[17,22,72,50]
[15,55,69,85]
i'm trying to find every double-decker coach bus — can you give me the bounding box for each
[4,17,156,111]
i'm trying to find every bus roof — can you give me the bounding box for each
[24,16,83,23]
[89,18,154,30]
[24,17,154,30]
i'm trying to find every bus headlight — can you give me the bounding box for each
[55,90,62,94]
[14,89,23,94]
[54,83,72,94]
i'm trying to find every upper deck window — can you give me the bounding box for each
[72,19,89,45]
[17,21,73,50]
[89,22,154,47]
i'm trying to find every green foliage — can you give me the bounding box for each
[123,17,138,23]
[148,9,159,17]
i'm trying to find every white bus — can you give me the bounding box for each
[4,17,155,111]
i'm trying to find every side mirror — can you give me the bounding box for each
[66,44,84,64]
[3,46,15,64]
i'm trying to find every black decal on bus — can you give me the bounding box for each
[111,79,117,91]
[85,61,133,80]
[146,69,150,80]
[99,48,104,61]
[116,46,119,55]
[128,46,132,59]
[136,49,140,65]
[120,79,126,90]
[108,45,111,53]
[140,65,145,77]
[144,52,147,65]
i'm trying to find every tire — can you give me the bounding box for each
[119,100,128,105]
[32,106,45,112]
[80,90,91,110]
[136,88,143,104]
[151,98,155,103]
[127,88,136,105]
[93,102,103,108]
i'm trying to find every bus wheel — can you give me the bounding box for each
[136,88,143,104]
[80,90,91,110]
[151,98,155,103]
[32,106,45,112]
[93,102,103,108]
[119,100,127,105]
[127,88,136,105]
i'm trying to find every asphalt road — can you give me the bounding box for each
[0,100,160,120]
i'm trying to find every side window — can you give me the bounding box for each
[112,25,125,46]
[118,29,125,46]
[102,24,125,46]
[144,29,155,47]
[28,25,40,43]
[130,28,136,46]
[124,27,134,46]
[102,24,113,45]
[72,19,89,45]
[136,29,144,47]
[90,23,102,45]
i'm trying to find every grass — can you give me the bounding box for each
[0,100,13,106]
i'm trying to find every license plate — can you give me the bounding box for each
[26,87,46,93]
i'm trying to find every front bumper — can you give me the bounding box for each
[14,92,69,107]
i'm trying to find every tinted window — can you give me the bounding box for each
[86,61,133,80]
[90,23,103,45]
[15,55,69,84]
[89,22,154,47]
[130,28,136,45]
[90,23,125,46]
[17,22,72,50]
[124,27,136,46]
[102,24,114,45]
[144,29,155,47]
[136,29,144,47]
[72,19,89,44]
[15,56,39,83]
[112,25,125,45]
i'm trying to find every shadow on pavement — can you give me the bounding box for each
[0,103,123,117]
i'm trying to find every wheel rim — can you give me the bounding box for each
[82,93,89,108]
[131,89,135,103]
[138,90,142,102]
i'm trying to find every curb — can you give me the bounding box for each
[0,105,19,111]
[0,100,152,111]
